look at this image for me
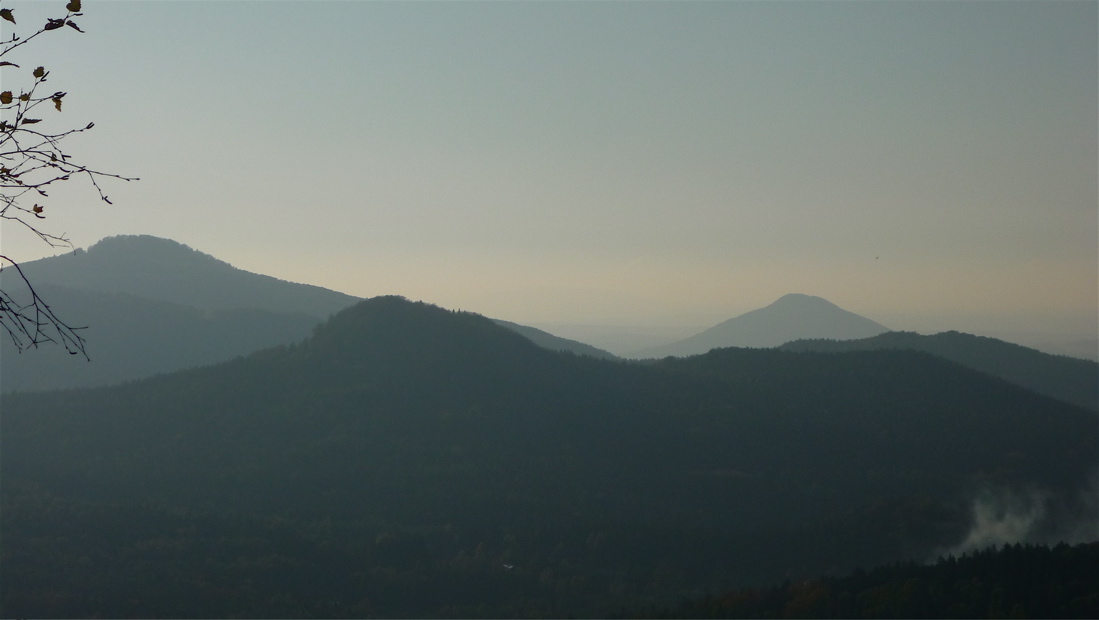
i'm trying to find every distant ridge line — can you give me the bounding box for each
[780,330,1099,412]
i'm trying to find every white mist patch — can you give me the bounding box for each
[946,488,1047,555]
[1056,475,1099,545]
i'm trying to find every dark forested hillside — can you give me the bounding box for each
[780,330,1099,411]
[2,297,1095,617]
[627,542,1099,618]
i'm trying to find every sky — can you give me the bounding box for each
[2,0,1096,343]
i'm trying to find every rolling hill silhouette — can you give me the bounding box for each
[781,330,1099,412]
[4,296,1095,617]
[634,293,889,358]
[1,235,614,392]
[0,235,359,392]
[6,234,360,316]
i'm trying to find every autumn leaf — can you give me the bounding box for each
[33,66,46,79]
[21,118,42,125]
[0,91,12,105]
[66,0,82,12]
[0,9,14,24]
[66,20,84,33]
[32,205,44,217]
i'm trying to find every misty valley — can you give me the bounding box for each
[1,237,1097,618]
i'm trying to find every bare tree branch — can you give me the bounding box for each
[0,0,134,358]
[0,254,87,357]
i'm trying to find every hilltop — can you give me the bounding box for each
[634,293,889,358]
[6,234,360,316]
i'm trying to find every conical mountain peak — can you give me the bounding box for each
[635,293,889,358]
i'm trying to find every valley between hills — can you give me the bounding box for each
[1,235,1096,617]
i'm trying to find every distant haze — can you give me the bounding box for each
[634,293,890,358]
[1,1,1094,344]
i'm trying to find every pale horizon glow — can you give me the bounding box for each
[2,0,1096,341]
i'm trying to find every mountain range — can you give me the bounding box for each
[0,235,615,391]
[632,293,890,358]
[3,295,1096,617]
[3,235,1094,418]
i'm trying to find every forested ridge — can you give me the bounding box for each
[0,236,616,392]
[2,297,1095,617]
[780,330,1098,411]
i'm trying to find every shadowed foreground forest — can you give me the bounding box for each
[625,542,1099,619]
[2,298,1096,617]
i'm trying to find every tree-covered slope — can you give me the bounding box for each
[780,330,1099,411]
[3,297,1095,617]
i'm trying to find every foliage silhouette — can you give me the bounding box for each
[0,0,135,357]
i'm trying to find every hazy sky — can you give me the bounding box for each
[3,0,1096,337]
